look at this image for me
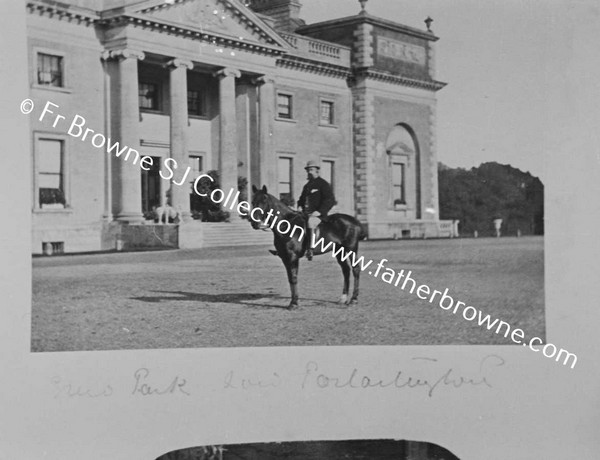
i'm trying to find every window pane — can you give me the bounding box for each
[38,140,62,173]
[278,157,290,182]
[37,53,62,87]
[277,94,291,118]
[139,82,158,109]
[189,155,202,176]
[391,162,405,202]
[320,101,333,124]
[188,89,207,116]
[39,174,61,189]
[321,160,333,185]
[277,157,292,199]
[392,163,404,185]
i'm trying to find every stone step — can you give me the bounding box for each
[200,221,272,248]
[179,220,274,248]
[203,234,271,243]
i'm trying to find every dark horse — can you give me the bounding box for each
[250,185,366,310]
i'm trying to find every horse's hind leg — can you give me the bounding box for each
[284,257,300,310]
[335,255,351,305]
[349,264,360,304]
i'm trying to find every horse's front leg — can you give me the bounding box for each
[283,257,299,310]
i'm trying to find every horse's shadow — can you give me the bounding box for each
[131,290,343,310]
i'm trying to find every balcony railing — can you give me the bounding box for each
[279,32,351,67]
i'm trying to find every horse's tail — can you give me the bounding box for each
[358,223,367,241]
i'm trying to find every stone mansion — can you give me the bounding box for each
[27,0,452,254]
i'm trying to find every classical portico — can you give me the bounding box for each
[97,0,290,230]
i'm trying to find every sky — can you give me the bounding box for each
[298,0,600,182]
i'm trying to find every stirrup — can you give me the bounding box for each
[305,249,313,261]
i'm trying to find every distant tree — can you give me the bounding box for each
[438,162,544,236]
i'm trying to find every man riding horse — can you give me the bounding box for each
[251,177,364,308]
[271,160,336,260]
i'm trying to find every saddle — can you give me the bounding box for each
[298,212,330,251]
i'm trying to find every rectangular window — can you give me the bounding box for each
[188,89,207,117]
[139,82,159,110]
[38,139,65,207]
[37,53,63,87]
[277,157,293,203]
[321,160,334,192]
[189,155,203,178]
[320,100,334,125]
[277,93,293,119]
[391,162,405,204]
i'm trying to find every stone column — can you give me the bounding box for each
[109,48,145,222]
[100,51,113,221]
[214,68,241,208]
[255,75,275,189]
[166,58,194,221]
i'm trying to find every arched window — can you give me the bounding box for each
[385,124,417,208]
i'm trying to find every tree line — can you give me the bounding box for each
[438,162,544,236]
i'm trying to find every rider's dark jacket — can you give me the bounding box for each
[297,176,336,216]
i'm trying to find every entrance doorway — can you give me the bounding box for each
[141,156,161,216]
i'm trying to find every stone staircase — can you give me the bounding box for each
[179,218,273,249]
[203,218,273,247]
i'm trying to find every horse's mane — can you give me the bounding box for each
[261,193,307,239]
[264,192,300,219]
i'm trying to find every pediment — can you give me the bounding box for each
[386,125,415,155]
[128,0,289,49]
[387,141,414,155]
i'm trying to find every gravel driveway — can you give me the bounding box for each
[31,237,544,351]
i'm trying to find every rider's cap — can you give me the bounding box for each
[304,160,320,170]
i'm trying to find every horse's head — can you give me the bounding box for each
[250,184,272,230]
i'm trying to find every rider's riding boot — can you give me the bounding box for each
[305,228,313,261]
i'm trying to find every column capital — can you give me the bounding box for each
[214,67,241,80]
[165,58,194,70]
[253,74,276,86]
[102,48,145,62]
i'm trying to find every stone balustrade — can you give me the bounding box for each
[279,32,351,66]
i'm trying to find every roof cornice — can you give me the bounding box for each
[353,68,446,91]
[298,13,438,42]
[277,55,352,79]
[26,1,99,24]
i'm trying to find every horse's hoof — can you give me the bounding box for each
[348,298,358,305]
[339,295,348,304]
[287,302,299,310]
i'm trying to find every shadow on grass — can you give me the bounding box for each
[131,290,344,310]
